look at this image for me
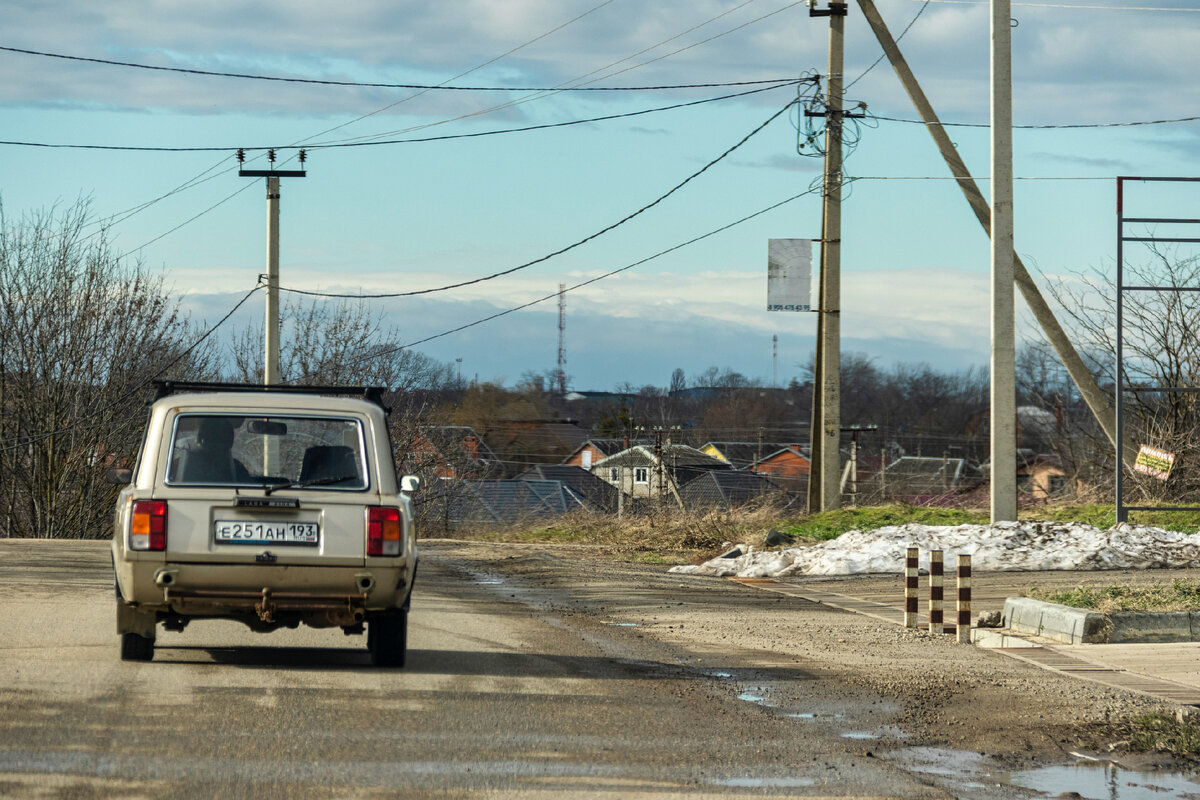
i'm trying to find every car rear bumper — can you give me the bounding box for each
[116,558,414,626]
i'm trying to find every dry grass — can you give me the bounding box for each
[420,501,800,564]
[1023,580,1200,613]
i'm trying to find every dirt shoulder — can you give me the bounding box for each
[421,538,1184,772]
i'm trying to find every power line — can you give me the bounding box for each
[904,0,1200,10]
[853,175,1114,180]
[296,182,829,383]
[91,155,236,231]
[845,0,930,90]
[116,149,302,256]
[0,45,796,92]
[296,1,805,149]
[0,82,799,153]
[871,112,1200,129]
[302,82,799,148]
[36,6,801,270]
[278,98,803,302]
[0,284,263,455]
[72,0,615,246]
[292,0,768,149]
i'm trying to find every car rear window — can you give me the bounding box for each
[166,413,367,490]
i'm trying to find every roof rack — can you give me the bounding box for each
[152,380,388,409]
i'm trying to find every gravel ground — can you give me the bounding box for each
[422,539,1184,773]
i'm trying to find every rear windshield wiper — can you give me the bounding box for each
[263,475,359,496]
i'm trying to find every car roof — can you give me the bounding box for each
[154,391,383,416]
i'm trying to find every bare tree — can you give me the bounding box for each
[1044,250,1200,502]
[0,199,216,538]
[228,297,458,529]
[228,297,453,390]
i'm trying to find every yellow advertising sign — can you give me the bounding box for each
[1134,445,1175,481]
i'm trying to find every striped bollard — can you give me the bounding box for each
[957,554,972,644]
[904,547,919,628]
[928,550,944,634]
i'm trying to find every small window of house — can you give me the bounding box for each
[634,467,649,484]
[609,467,619,482]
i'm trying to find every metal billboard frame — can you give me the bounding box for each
[1115,176,1200,521]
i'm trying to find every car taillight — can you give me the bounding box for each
[367,507,401,556]
[131,500,167,551]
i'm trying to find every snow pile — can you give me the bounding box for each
[668,521,1200,578]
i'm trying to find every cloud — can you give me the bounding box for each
[173,260,996,388]
[1028,151,1132,172]
[6,0,1198,131]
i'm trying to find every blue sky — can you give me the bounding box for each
[4,0,1199,390]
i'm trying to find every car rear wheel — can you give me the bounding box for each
[368,609,407,668]
[120,632,154,662]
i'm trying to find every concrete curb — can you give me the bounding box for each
[1003,598,1200,644]
[1107,610,1199,644]
[1002,597,1110,644]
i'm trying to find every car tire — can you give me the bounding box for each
[120,632,154,662]
[368,609,407,668]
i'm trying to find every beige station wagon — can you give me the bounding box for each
[110,381,419,666]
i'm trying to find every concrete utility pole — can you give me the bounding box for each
[990,0,1017,520]
[265,175,282,386]
[239,149,307,386]
[854,0,1126,464]
[808,0,847,513]
[556,284,568,396]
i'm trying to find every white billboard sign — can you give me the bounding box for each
[767,239,812,312]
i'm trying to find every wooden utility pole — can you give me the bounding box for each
[808,0,847,513]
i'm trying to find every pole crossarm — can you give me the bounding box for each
[238,170,307,178]
[240,164,307,388]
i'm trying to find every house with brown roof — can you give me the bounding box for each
[403,425,500,480]
[749,446,810,491]
[701,441,803,470]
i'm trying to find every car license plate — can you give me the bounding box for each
[214,520,319,546]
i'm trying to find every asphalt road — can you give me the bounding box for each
[0,538,1086,798]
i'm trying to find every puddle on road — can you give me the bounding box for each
[883,747,1200,799]
[840,731,880,740]
[736,690,771,706]
[788,711,844,720]
[1012,761,1200,799]
[602,622,638,627]
[714,776,818,789]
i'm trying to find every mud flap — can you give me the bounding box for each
[116,601,157,640]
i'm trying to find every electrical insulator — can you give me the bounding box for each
[268,149,276,163]
[298,149,307,164]
[236,148,245,164]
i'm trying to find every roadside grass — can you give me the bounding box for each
[1109,712,1200,759]
[775,504,990,542]
[424,504,798,564]
[424,501,1200,566]
[1023,579,1200,613]
[1034,503,1200,533]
